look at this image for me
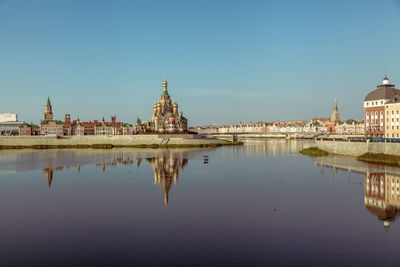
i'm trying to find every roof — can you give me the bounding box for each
[364,85,400,101]
[46,97,51,107]
[387,95,400,104]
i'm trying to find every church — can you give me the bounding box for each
[136,79,188,133]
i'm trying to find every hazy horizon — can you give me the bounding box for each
[1,0,400,125]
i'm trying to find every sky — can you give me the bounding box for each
[1,0,400,125]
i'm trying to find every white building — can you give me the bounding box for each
[0,113,18,123]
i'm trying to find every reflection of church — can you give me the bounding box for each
[39,152,190,207]
[364,172,400,230]
[145,156,188,206]
[45,168,54,188]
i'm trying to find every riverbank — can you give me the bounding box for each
[302,139,400,166]
[0,135,243,149]
[299,147,329,156]
[311,140,400,157]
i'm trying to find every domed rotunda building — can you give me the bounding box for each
[364,76,400,138]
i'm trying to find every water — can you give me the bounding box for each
[0,139,399,266]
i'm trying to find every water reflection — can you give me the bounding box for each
[0,148,209,205]
[315,155,400,229]
[147,156,188,206]
[1,141,400,265]
[365,172,400,230]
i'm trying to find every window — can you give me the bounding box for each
[393,111,395,115]
[367,102,369,106]
[381,101,384,104]
[376,111,378,116]
[387,111,389,115]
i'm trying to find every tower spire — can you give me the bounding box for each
[334,97,338,111]
[163,77,168,91]
[46,96,51,107]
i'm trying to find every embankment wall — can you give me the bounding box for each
[0,135,228,147]
[311,140,400,157]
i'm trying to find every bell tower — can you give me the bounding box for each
[331,98,341,123]
[44,97,53,121]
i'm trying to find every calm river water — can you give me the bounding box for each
[0,139,399,266]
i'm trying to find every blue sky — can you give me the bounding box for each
[1,0,400,125]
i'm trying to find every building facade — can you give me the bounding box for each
[384,96,400,138]
[0,113,23,135]
[364,77,400,138]
[335,120,365,135]
[0,113,18,123]
[19,123,40,136]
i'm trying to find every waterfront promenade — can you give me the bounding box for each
[0,134,238,149]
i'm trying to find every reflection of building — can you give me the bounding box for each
[39,156,134,188]
[146,156,188,206]
[5,148,210,206]
[365,172,400,230]
[314,154,400,229]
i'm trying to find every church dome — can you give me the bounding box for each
[364,87,400,101]
[364,78,400,101]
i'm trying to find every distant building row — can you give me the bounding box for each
[194,100,364,135]
[20,97,133,136]
[18,79,188,136]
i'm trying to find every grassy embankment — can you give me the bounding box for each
[0,141,243,150]
[299,147,329,156]
[357,153,400,166]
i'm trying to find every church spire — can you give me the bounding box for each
[334,97,338,111]
[46,96,51,107]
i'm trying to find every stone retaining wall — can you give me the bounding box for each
[0,135,227,147]
[311,140,400,157]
